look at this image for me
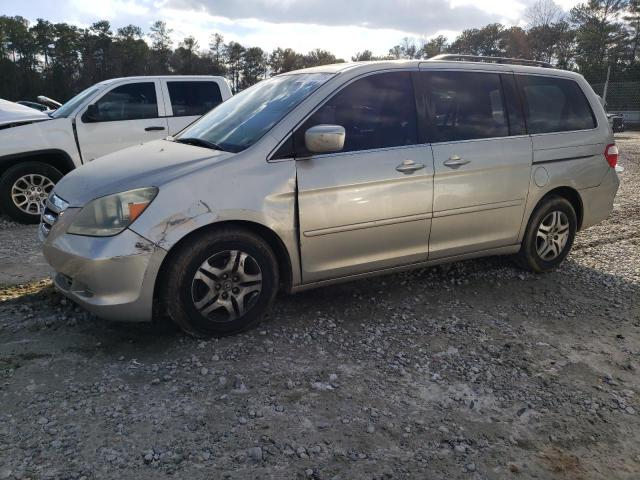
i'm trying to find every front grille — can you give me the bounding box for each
[40,193,69,237]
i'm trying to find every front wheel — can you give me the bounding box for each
[0,162,62,224]
[517,196,577,273]
[162,228,279,337]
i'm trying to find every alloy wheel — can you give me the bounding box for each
[11,174,55,216]
[535,210,570,261]
[191,250,263,322]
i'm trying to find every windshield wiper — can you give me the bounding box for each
[173,137,227,152]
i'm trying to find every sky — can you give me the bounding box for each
[1,0,583,60]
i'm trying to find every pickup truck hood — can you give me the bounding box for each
[54,139,234,206]
[0,98,50,126]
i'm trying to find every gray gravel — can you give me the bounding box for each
[0,219,48,286]
[0,132,639,479]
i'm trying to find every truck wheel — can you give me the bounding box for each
[516,196,577,273]
[0,162,63,224]
[162,227,279,337]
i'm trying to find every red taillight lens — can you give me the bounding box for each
[605,144,618,168]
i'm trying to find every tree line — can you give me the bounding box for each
[0,0,638,104]
[375,0,639,83]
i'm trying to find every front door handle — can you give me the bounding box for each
[443,155,470,168]
[396,160,425,174]
[145,126,166,132]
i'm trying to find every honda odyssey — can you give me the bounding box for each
[40,56,620,336]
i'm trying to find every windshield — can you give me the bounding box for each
[176,73,333,153]
[50,85,102,118]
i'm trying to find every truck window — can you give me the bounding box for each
[517,75,596,134]
[94,82,158,122]
[167,81,223,117]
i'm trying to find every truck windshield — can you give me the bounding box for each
[50,86,101,119]
[175,73,333,153]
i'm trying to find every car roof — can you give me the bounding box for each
[97,75,227,86]
[285,59,582,80]
[285,60,417,75]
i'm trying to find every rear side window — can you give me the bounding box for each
[94,82,158,121]
[295,71,418,154]
[421,71,508,142]
[518,75,596,134]
[167,81,223,117]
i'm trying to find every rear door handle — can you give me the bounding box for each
[443,155,470,168]
[396,160,425,174]
[145,126,166,132]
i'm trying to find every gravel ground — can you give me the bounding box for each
[0,218,48,286]
[0,132,639,480]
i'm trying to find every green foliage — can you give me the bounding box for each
[570,0,629,77]
[450,23,505,56]
[422,36,449,58]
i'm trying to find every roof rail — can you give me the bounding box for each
[428,54,553,69]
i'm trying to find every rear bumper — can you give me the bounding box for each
[580,167,620,230]
[42,225,166,322]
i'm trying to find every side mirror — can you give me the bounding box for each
[82,104,99,123]
[304,125,345,154]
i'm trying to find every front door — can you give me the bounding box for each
[75,81,168,161]
[295,71,434,283]
[418,70,533,259]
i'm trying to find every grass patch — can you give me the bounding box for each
[0,279,55,303]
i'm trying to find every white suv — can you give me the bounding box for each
[0,75,232,223]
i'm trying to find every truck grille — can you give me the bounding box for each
[40,193,69,237]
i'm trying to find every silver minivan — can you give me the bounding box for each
[40,55,620,336]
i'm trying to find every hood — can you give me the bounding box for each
[0,98,50,126]
[54,139,234,206]
[37,95,62,108]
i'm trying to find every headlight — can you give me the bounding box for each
[67,187,158,237]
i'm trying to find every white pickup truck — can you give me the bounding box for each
[0,75,232,223]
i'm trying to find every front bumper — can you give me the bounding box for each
[41,208,167,322]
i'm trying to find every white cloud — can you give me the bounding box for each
[554,0,582,11]
[160,7,432,59]
[69,0,150,19]
[449,0,527,20]
[167,0,501,34]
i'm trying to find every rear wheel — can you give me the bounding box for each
[0,162,62,224]
[162,228,279,337]
[517,196,577,273]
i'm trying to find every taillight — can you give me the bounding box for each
[605,144,618,168]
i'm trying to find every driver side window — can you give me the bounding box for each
[294,71,418,155]
[94,82,158,122]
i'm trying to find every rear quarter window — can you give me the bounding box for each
[167,81,223,117]
[518,75,596,134]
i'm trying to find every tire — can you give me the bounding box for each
[162,227,279,337]
[0,162,63,224]
[517,195,577,273]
